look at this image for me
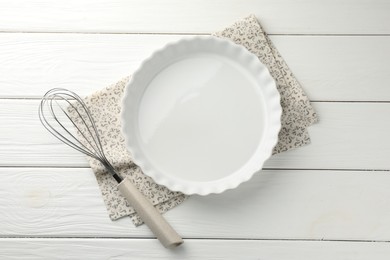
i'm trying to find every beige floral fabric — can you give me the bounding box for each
[68,15,318,226]
[68,77,187,226]
[213,14,319,153]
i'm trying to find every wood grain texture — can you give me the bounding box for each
[0,34,389,101]
[266,102,390,170]
[0,0,389,34]
[271,35,390,102]
[1,238,390,260]
[2,168,390,241]
[1,100,390,170]
[0,0,389,256]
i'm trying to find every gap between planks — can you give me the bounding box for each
[2,98,390,103]
[1,31,390,36]
[0,236,390,243]
[0,236,389,243]
[0,166,389,172]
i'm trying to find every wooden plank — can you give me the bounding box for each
[0,34,181,99]
[1,238,390,259]
[0,33,389,101]
[2,168,390,241]
[1,100,390,170]
[271,35,390,102]
[0,0,389,34]
[266,102,390,170]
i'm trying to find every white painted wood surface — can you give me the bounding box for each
[2,239,390,260]
[0,0,389,258]
[1,100,390,170]
[0,34,389,101]
[0,0,389,34]
[2,168,390,241]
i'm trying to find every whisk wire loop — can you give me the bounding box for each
[38,88,122,183]
[38,87,183,248]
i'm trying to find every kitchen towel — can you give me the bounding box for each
[68,14,319,226]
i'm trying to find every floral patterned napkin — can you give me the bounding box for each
[69,14,318,226]
[214,15,319,154]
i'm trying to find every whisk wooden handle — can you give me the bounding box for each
[117,177,183,248]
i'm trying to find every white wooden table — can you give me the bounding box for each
[1,1,389,258]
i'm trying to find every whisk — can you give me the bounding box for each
[38,88,183,248]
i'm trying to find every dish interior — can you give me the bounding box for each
[137,53,265,182]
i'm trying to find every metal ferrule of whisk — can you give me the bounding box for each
[38,88,183,248]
